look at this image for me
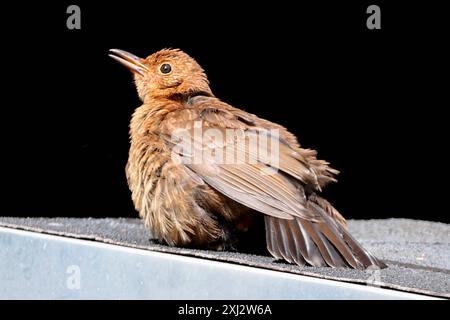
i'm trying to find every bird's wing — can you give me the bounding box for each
[187,99,340,189]
[158,104,386,269]
[159,106,324,222]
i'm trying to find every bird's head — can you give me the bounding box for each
[109,48,213,102]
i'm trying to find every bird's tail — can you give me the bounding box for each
[264,196,386,269]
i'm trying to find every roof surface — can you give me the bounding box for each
[0,217,448,298]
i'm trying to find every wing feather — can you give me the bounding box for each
[157,101,385,269]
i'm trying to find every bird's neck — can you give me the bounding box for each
[175,77,214,99]
[129,98,173,137]
[129,92,210,138]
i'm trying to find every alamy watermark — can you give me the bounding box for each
[66,5,81,30]
[170,121,280,176]
[66,264,81,290]
[365,265,382,287]
[367,5,381,30]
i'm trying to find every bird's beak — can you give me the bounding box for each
[109,49,149,76]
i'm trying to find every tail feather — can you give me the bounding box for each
[314,202,387,268]
[294,218,327,267]
[264,199,387,270]
[314,220,361,268]
[282,219,307,266]
[304,220,348,268]
[273,218,295,263]
[265,215,286,261]
[341,227,387,268]
[310,202,363,268]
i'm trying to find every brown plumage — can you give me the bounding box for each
[109,48,386,269]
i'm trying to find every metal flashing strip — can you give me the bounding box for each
[0,227,437,300]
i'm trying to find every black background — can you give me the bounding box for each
[1,1,448,222]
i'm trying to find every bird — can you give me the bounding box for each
[109,48,386,270]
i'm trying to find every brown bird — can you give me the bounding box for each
[110,48,386,269]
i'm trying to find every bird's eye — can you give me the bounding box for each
[160,63,172,74]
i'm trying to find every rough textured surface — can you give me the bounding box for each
[348,219,450,271]
[0,217,448,298]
